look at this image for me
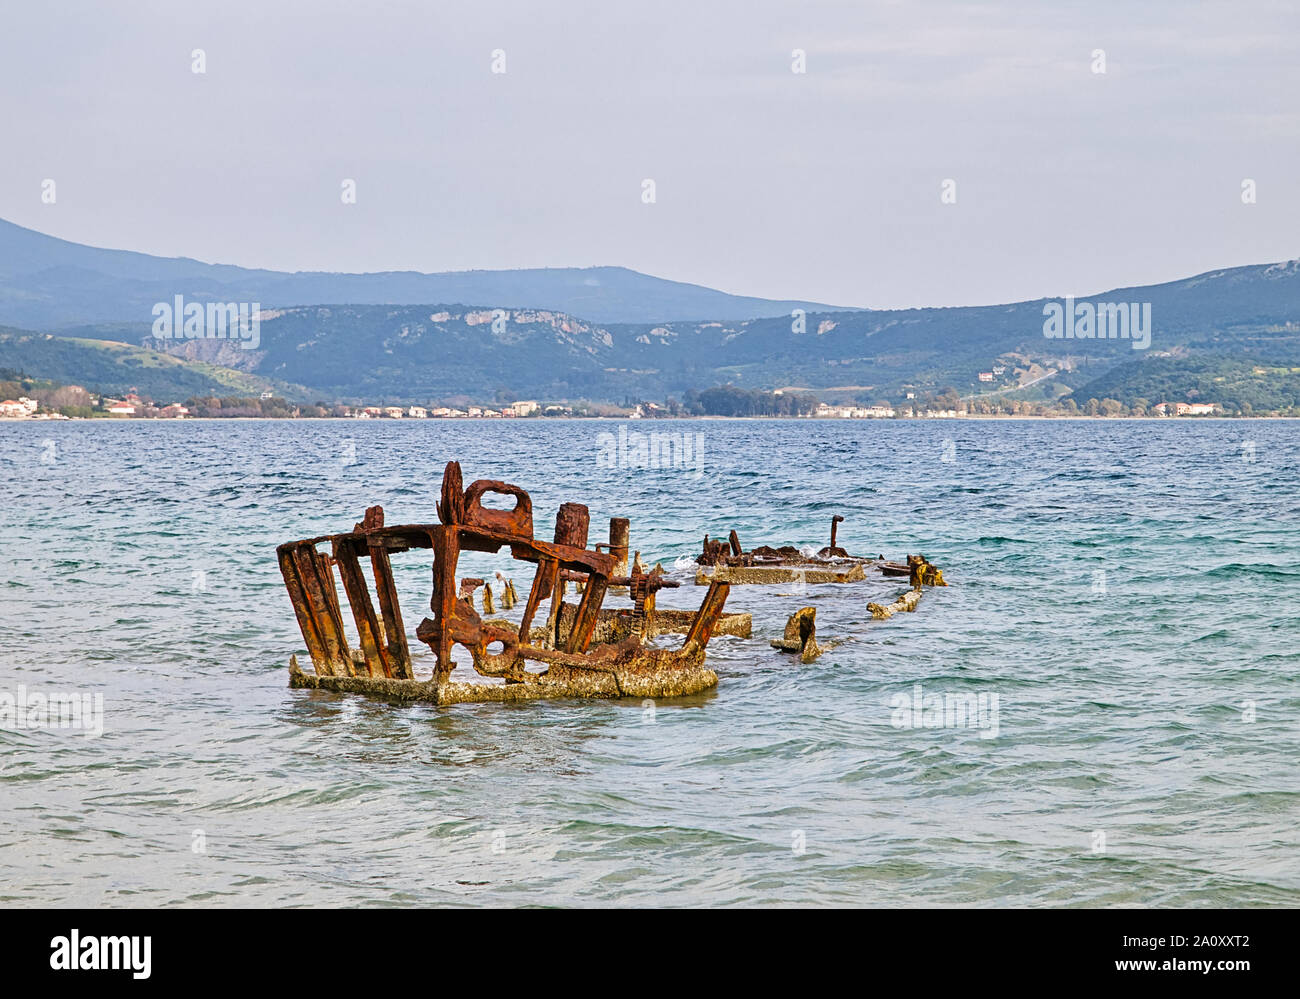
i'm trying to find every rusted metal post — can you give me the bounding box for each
[317,552,350,658]
[351,503,411,678]
[542,502,589,643]
[431,528,460,678]
[536,502,588,604]
[544,574,565,649]
[333,536,391,678]
[565,571,609,653]
[603,516,631,595]
[685,580,731,648]
[368,540,412,679]
[555,502,589,548]
[278,545,332,675]
[609,517,629,577]
[290,545,354,676]
[519,559,559,643]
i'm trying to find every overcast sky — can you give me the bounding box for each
[1,0,1296,308]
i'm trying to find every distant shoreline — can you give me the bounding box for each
[5,414,1298,424]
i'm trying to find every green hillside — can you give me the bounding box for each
[0,328,302,401]
[1069,356,1300,414]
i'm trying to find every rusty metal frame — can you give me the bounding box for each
[277,461,732,703]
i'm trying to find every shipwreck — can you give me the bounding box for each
[694,518,947,589]
[277,461,735,705]
[694,517,874,584]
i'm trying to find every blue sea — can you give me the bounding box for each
[1,418,1296,906]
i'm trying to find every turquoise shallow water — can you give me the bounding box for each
[0,418,1297,907]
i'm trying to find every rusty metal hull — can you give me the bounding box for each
[277,461,731,704]
[287,653,718,703]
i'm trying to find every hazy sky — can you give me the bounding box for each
[2,0,1296,308]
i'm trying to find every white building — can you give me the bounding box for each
[407,406,428,418]
[1155,401,1220,416]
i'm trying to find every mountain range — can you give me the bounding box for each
[1,218,1298,409]
[0,218,852,328]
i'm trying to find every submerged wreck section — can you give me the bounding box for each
[880,554,948,587]
[868,589,923,619]
[693,518,951,593]
[695,518,875,585]
[770,607,823,663]
[278,461,732,705]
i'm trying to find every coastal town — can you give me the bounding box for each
[0,387,1227,421]
[0,389,547,421]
